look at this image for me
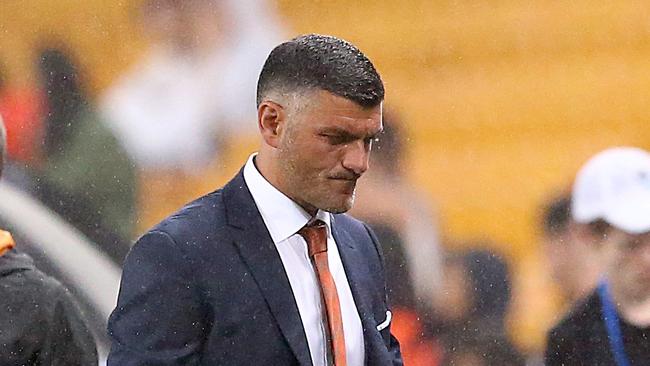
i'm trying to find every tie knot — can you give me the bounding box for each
[298,220,328,257]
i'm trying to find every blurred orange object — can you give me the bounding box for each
[391,307,443,366]
[0,87,43,166]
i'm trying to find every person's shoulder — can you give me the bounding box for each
[151,189,227,238]
[545,289,606,364]
[549,289,601,340]
[132,187,232,261]
[0,250,73,312]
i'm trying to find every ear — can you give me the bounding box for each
[257,101,286,149]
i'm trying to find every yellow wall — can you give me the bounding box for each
[0,0,144,91]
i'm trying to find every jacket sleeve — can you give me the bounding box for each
[46,283,99,366]
[364,224,404,366]
[107,231,206,366]
[0,269,97,366]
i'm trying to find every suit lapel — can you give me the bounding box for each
[330,215,385,366]
[223,171,312,366]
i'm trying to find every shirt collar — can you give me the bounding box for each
[243,153,331,244]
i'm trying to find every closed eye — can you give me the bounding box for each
[320,133,355,145]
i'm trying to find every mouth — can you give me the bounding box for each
[329,177,358,193]
[331,177,357,182]
[329,172,361,181]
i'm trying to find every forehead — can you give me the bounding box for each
[301,90,383,133]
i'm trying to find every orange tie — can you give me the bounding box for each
[299,220,347,366]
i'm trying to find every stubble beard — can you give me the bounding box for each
[324,188,356,214]
[279,157,357,214]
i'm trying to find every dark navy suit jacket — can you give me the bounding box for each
[107,170,403,365]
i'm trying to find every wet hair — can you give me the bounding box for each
[542,194,572,237]
[256,34,384,108]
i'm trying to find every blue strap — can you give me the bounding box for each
[598,280,631,366]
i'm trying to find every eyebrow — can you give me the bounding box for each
[320,126,383,139]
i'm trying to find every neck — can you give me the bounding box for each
[253,151,318,217]
[568,260,600,303]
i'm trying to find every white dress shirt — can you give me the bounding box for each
[243,154,365,366]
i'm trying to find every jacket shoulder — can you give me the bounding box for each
[545,290,601,363]
[549,290,601,338]
[147,189,227,244]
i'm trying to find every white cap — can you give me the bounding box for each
[572,147,650,234]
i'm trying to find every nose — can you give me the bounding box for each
[341,140,370,176]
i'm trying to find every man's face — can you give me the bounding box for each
[603,229,650,302]
[276,90,382,214]
[543,232,575,285]
[543,226,595,296]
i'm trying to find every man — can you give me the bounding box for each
[545,147,650,365]
[540,194,600,306]
[108,34,403,365]
[0,116,98,364]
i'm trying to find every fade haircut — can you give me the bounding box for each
[256,34,384,108]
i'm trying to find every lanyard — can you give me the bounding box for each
[598,280,631,366]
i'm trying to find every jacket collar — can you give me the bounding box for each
[223,169,313,366]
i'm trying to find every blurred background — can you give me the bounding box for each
[2,0,650,364]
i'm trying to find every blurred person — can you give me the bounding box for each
[108,34,402,365]
[0,114,98,365]
[389,308,443,366]
[35,47,136,263]
[545,147,650,365]
[350,110,443,310]
[0,58,43,166]
[101,0,285,232]
[430,248,524,365]
[540,193,600,306]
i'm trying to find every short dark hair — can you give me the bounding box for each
[542,194,572,237]
[543,193,614,239]
[256,34,384,108]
